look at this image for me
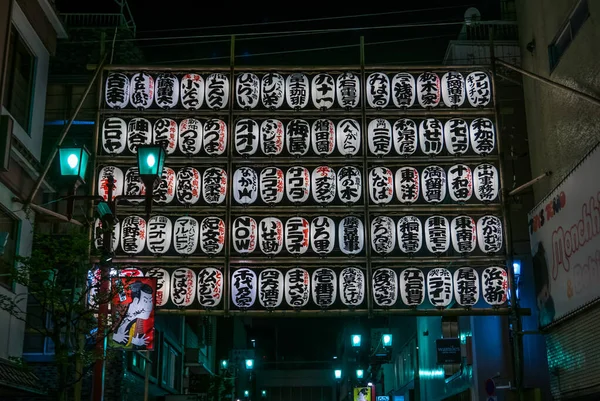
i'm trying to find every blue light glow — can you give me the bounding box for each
[45,120,95,126]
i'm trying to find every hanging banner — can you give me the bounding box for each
[354,387,372,401]
[109,277,157,350]
[528,143,600,326]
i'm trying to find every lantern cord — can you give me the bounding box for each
[136,5,475,34]
[110,26,118,64]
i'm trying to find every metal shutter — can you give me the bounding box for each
[546,304,600,400]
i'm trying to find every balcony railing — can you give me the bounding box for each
[59,12,136,35]
[458,21,519,41]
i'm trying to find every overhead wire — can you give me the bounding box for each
[135,5,475,34]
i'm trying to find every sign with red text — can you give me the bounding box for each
[528,142,600,326]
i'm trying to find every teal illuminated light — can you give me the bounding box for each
[58,146,90,182]
[382,334,393,347]
[351,334,362,347]
[136,145,165,178]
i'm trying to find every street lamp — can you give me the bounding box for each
[221,359,228,370]
[382,334,393,347]
[261,389,267,398]
[356,369,364,379]
[244,390,250,397]
[245,359,254,370]
[136,145,166,218]
[334,369,342,380]
[351,334,362,347]
[58,145,91,220]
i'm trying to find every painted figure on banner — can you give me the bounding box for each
[419,118,444,156]
[466,71,491,107]
[366,72,390,109]
[312,73,335,110]
[102,117,126,154]
[261,72,285,109]
[180,73,204,110]
[154,73,179,109]
[178,118,202,156]
[337,119,361,156]
[444,118,469,155]
[286,73,309,109]
[372,268,398,307]
[312,268,337,308]
[236,72,260,109]
[130,72,154,109]
[205,73,229,110]
[203,119,227,156]
[110,278,156,350]
[336,72,360,109]
[391,72,416,108]
[393,118,418,156]
[105,73,129,109]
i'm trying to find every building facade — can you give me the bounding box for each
[0,0,66,397]
[516,0,600,400]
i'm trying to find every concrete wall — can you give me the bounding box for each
[516,0,600,203]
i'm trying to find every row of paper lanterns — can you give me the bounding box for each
[97,163,499,206]
[104,70,492,110]
[95,214,503,256]
[88,265,508,309]
[101,116,495,157]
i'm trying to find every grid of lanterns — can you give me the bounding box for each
[87,265,508,310]
[104,70,491,111]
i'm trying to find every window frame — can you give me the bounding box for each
[0,203,20,290]
[548,0,590,72]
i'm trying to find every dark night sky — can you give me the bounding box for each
[56,0,502,66]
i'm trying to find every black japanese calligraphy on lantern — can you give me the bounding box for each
[441,71,465,107]
[453,267,480,307]
[451,216,476,254]
[203,119,227,156]
[235,119,259,156]
[421,166,446,203]
[397,216,423,254]
[129,72,154,109]
[448,164,473,202]
[153,118,178,154]
[336,72,360,108]
[477,215,503,253]
[339,267,364,306]
[311,73,335,110]
[366,72,390,109]
[178,118,202,156]
[236,72,260,109]
[202,167,227,205]
[232,268,257,308]
[102,118,126,154]
[260,167,284,204]
[369,167,394,204]
[200,217,225,255]
[127,117,151,153]
[336,119,361,156]
[400,268,424,306]
[473,164,499,202]
[233,167,258,205]
[482,267,508,306]
[395,167,419,204]
[391,72,415,108]
[173,216,199,255]
[197,267,223,307]
[286,119,310,156]
[312,166,336,204]
[285,217,309,255]
[205,73,229,109]
[417,72,440,108]
[259,217,284,255]
[368,119,392,156]
[94,219,119,252]
[466,71,491,107]
[176,166,201,205]
[425,216,450,254]
[311,119,335,156]
[285,166,310,203]
[153,167,176,204]
[180,73,204,110]
[146,268,169,307]
[337,166,361,204]
[286,73,309,109]
[393,118,417,156]
[155,73,179,109]
[261,72,285,109]
[312,268,337,308]
[124,167,145,204]
[427,268,453,307]
[120,215,146,254]
[260,119,284,156]
[171,268,196,307]
[339,216,364,255]
[146,215,172,254]
[372,268,398,307]
[285,268,310,307]
[310,216,335,254]
[232,216,257,254]
[419,118,444,155]
[97,166,124,201]
[470,118,495,155]
[259,269,283,309]
[371,216,395,255]
[105,73,129,109]
[444,118,469,155]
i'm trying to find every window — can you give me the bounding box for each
[0,205,19,288]
[161,341,181,390]
[548,0,590,71]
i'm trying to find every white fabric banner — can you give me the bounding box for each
[528,143,600,326]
